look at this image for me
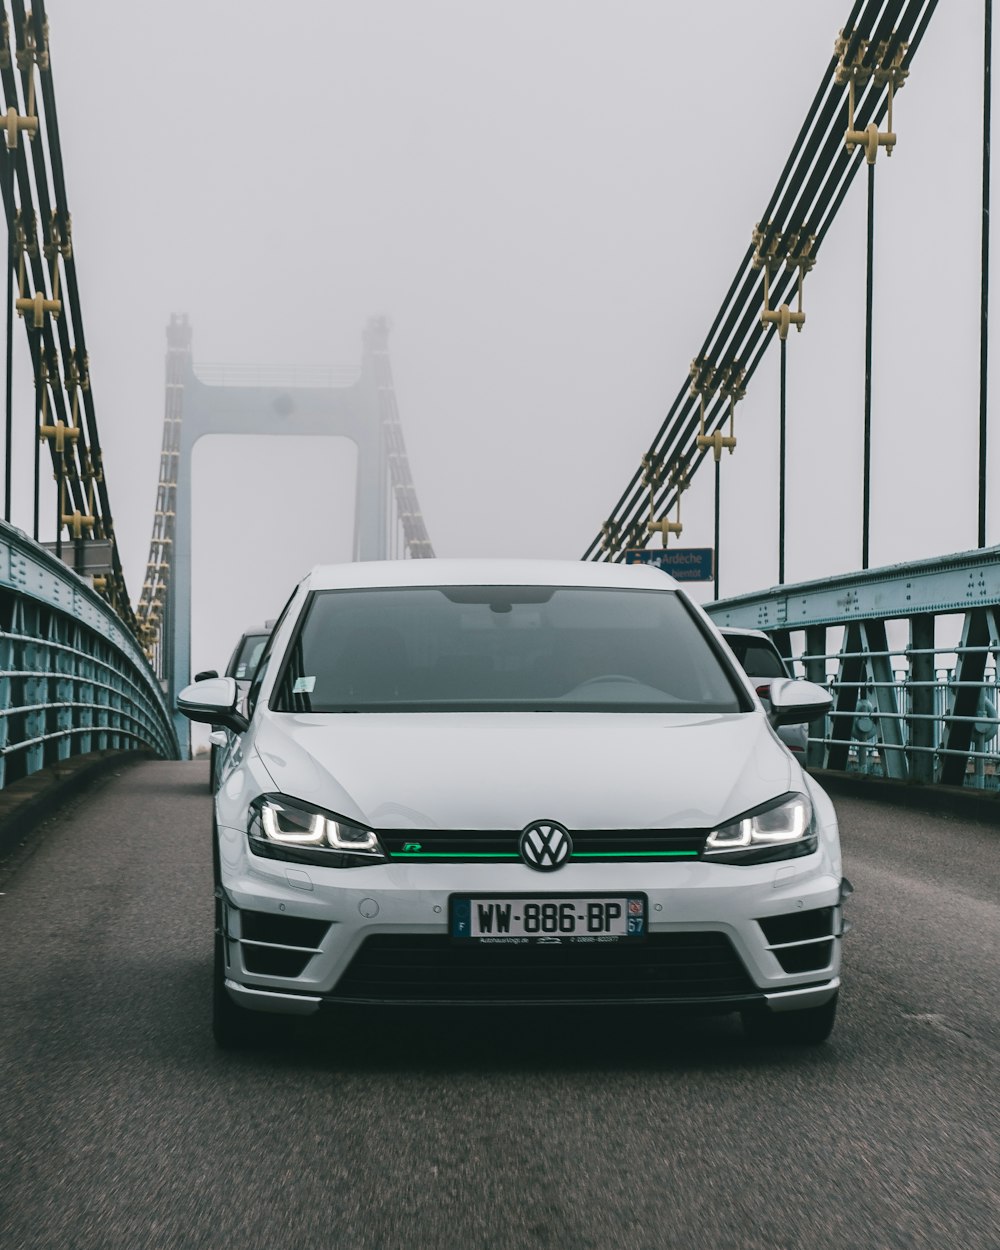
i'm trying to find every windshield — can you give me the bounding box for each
[725,637,788,680]
[272,585,747,713]
[229,633,270,682]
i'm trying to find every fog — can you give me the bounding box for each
[3,2,994,682]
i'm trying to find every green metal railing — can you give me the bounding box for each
[0,520,178,788]
[707,546,1000,791]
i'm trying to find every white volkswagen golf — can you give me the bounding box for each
[178,559,846,1049]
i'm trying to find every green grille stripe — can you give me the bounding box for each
[392,850,698,859]
[575,851,698,858]
[393,852,520,859]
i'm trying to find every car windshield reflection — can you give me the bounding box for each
[272,585,748,714]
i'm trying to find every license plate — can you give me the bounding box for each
[450,894,647,943]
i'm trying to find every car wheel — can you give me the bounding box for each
[741,992,838,1045]
[208,744,218,792]
[212,930,279,1050]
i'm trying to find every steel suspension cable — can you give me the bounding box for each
[0,0,139,629]
[980,0,992,548]
[779,336,787,584]
[585,0,939,564]
[862,161,875,569]
[3,154,10,522]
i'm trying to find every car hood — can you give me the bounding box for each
[249,711,793,831]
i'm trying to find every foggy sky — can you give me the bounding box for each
[3,2,994,680]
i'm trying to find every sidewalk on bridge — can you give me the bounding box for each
[814,769,1000,826]
[0,750,155,863]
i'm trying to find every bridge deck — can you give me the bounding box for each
[1,762,998,1249]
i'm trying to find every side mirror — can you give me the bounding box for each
[768,677,832,727]
[194,669,219,682]
[177,676,249,734]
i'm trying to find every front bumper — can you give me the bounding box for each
[217,823,845,1015]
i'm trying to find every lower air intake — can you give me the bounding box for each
[328,932,756,1005]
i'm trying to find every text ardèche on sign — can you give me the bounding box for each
[624,548,714,583]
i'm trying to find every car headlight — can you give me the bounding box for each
[704,792,817,864]
[248,796,386,867]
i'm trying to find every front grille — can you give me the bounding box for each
[327,932,756,1004]
[381,828,706,863]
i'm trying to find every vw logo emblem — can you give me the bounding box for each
[519,820,572,872]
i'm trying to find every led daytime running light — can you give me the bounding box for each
[257,799,382,855]
[706,793,812,853]
[261,804,327,845]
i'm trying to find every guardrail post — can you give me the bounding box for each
[908,614,936,783]
[941,608,990,786]
[828,622,864,772]
[771,628,792,665]
[863,619,907,780]
[804,625,828,769]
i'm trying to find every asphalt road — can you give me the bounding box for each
[1,761,998,1250]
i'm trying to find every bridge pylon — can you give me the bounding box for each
[136,316,433,754]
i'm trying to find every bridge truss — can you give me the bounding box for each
[709,548,1000,792]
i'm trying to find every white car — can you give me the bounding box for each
[719,627,811,761]
[178,559,846,1049]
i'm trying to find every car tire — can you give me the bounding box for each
[212,930,279,1050]
[208,744,217,793]
[741,992,838,1045]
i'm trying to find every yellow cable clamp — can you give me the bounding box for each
[717,362,747,407]
[835,30,908,164]
[13,212,38,303]
[43,214,71,306]
[17,13,49,72]
[39,420,79,453]
[752,223,812,339]
[690,357,736,461]
[600,519,620,554]
[16,289,60,327]
[647,514,682,543]
[642,453,683,547]
[761,300,804,340]
[641,452,663,494]
[62,510,95,539]
[696,429,737,463]
[66,350,90,392]
[3,105,37,148]
[694,358,745,462]
[44,212,72,260]
[80,451,102,486]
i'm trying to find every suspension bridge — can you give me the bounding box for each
[2,0,988,805]
[2,6,999,1249]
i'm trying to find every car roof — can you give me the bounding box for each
[303,558,680,592]
[719,626,771,641]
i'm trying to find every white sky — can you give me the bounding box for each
[3,1,995,679]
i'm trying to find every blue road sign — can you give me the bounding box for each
[624,548,714,582]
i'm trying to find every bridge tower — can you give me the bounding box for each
[137,316,431,751]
